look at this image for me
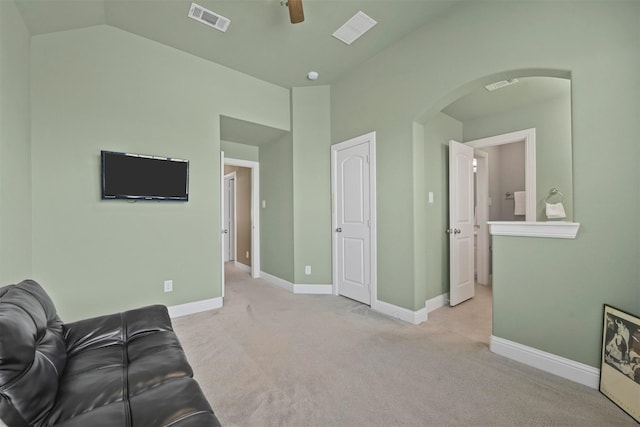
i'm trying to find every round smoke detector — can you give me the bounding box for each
[307,71,319,81]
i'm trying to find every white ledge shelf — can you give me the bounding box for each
[488,221,580,239]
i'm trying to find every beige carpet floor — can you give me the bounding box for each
[428,283,493,344]
[172,264,636,426]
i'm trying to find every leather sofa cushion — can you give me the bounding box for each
[46,305,215,426]
[52,378,218,427]
[0,280,67,426]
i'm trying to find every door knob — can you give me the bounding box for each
[224,229,228,234]
[336,227,342,232]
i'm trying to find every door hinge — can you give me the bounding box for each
[366,155,370,164]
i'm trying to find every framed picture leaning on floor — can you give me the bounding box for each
[600,304,640,423]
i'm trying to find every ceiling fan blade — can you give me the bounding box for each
[288,0,304,24]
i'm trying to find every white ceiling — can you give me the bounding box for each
[15,0,461,89]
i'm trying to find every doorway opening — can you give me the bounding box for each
[468,127,536,288]
[220,153,260,298]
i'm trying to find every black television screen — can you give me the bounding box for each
[101,151,189,201]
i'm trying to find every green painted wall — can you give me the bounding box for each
[331,1,640,366]
[463,92,573,221]
[221,140,259,162]
[260,133,294,282]
[259,86,331,285]
[292,87,331,284]
[30,25,290,321]
[421,113,463,301]
[0,0,32,284]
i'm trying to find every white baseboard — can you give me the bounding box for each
[259,271,294,292]
[259,271,333,295]
[260,272,426,324]
[294,284,333,294]
[490,335,600,389]
[168,297,223,318]
[234,261,251,273]
[426,293,448,313]
[373,299,427,325]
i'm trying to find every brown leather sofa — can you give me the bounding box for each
[0,280,221,426]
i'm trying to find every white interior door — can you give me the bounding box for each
[449,140,475,306]
[223,175,235,262]
[333,135,374,305]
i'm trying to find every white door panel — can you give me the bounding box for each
[449,140,475,306]
[342,238,365,286]
[343,157,365,223]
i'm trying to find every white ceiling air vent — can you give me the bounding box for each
[484,78,519,91]
[332,11,377,45]
[188,3,230,33]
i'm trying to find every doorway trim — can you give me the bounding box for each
[331,131,377,307]
[223,171,237,263]
[220,154,261,298]
[466,128,536,222]
[464,128,536,288]
[474,150,490,285]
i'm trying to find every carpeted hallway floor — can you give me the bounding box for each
[171,264,636,426]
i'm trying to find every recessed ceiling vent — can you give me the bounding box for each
[332,11,377,45]
[485,78,519,91]
[188,2,230,33]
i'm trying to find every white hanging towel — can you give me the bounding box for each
[513,191,526,216]
[546,202,566,219]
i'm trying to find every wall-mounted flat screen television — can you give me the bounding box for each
[101,151,189,201]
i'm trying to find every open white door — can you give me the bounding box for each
[448,140,475,306]
[332,132,376,305]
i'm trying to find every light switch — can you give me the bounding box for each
[428,192,434,204]
[262,200,266,208]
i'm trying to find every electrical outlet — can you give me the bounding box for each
[164,280,173,293]
[246,251,250,259]
[304,265,311,275]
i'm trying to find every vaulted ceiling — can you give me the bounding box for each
[15,1,570,145]
[15,0,461,88]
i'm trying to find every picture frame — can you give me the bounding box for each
[599,304,640,423]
